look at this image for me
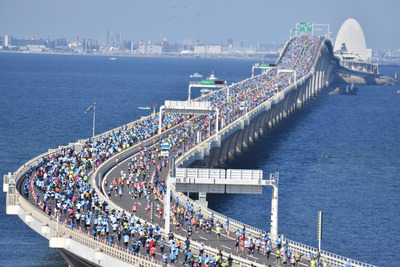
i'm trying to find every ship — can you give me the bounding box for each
[330,83,358,95]
[109,57,117,61]
[138,106,151,110]
[207,71,218,80]
[190,72,203,78]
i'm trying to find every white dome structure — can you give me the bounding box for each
[334,18,372,61]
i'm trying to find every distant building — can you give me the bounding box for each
[11,38,45,47]
[233,40,243,48]
[221,39,233,47]
[137,44,163,54]
[149,45,162,54]
[257,42,280,52]
[194,46,206,54]
[334,18,372,61]
[5,35,9,47]
[207,45,222,54]
[27,45,46,52]
[102,30,110,46]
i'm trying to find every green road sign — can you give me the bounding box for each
[299,22,312,32]
[259,63,269,67]
[201,80,215,85]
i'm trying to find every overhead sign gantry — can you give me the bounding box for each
[188,79,227,101]
[290,22,331,39]
[165,168,280,239]
[252,63,276,77]
[158,100,220,135]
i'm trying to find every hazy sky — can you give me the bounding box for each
[1,0,399,50]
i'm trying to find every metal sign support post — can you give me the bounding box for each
[214,107,219,134]
[188,85,192,101]
[270,172,279,240]
[92,102,96,139]
[165,176,173,234]
[318,211,323,252]
[158,105,165,135]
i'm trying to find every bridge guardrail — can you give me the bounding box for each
[12,192,161,267]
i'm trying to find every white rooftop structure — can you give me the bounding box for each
[334,18,372,61]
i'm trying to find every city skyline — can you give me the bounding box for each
[1,0,399,50]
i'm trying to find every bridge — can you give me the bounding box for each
[4,35,376,267]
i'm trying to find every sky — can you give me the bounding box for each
[1,0,399,50]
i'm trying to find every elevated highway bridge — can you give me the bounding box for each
[4,36,376,267]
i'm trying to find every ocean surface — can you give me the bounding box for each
[0,53,399,266]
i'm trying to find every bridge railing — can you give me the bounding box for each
[11,190,161,267]
[286,239,375,267]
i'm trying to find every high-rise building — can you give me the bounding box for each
[233,40,243,48]
[5,35,9,47]
[221,39,233,47]
[102,30,110,46]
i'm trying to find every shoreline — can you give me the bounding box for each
[0,50,279,61]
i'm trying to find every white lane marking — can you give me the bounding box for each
[221,245,232,250]
[248,255,258,260]
[137,202,142,206]
[211,229,235,240]
[199,236,208,241]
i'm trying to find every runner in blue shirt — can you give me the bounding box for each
[277,235,282,249]
[170,252,176,264]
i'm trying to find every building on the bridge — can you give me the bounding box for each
[334,18,372,61]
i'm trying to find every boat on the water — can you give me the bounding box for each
[138,106,151,110]
[109,57,117,61]
[200,89,213,96]
[207,71,218,80]
[190,72,203,78]
[330,83,358,95]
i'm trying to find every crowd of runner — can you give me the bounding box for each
[20,36,328,266]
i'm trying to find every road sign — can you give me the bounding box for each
[299,22,312,32]
[153,103,157,108]
[174,168,267,194]
[201,80,215,85]
[163,100,213,115]
[260,63,270,67]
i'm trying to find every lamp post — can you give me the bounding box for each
[85,102,96,139]
[92,102,96,138]
[318,211,323,252]
[215,107,219,134]
[158,105,165,135]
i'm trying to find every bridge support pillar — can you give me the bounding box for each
[198,192,207,207]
